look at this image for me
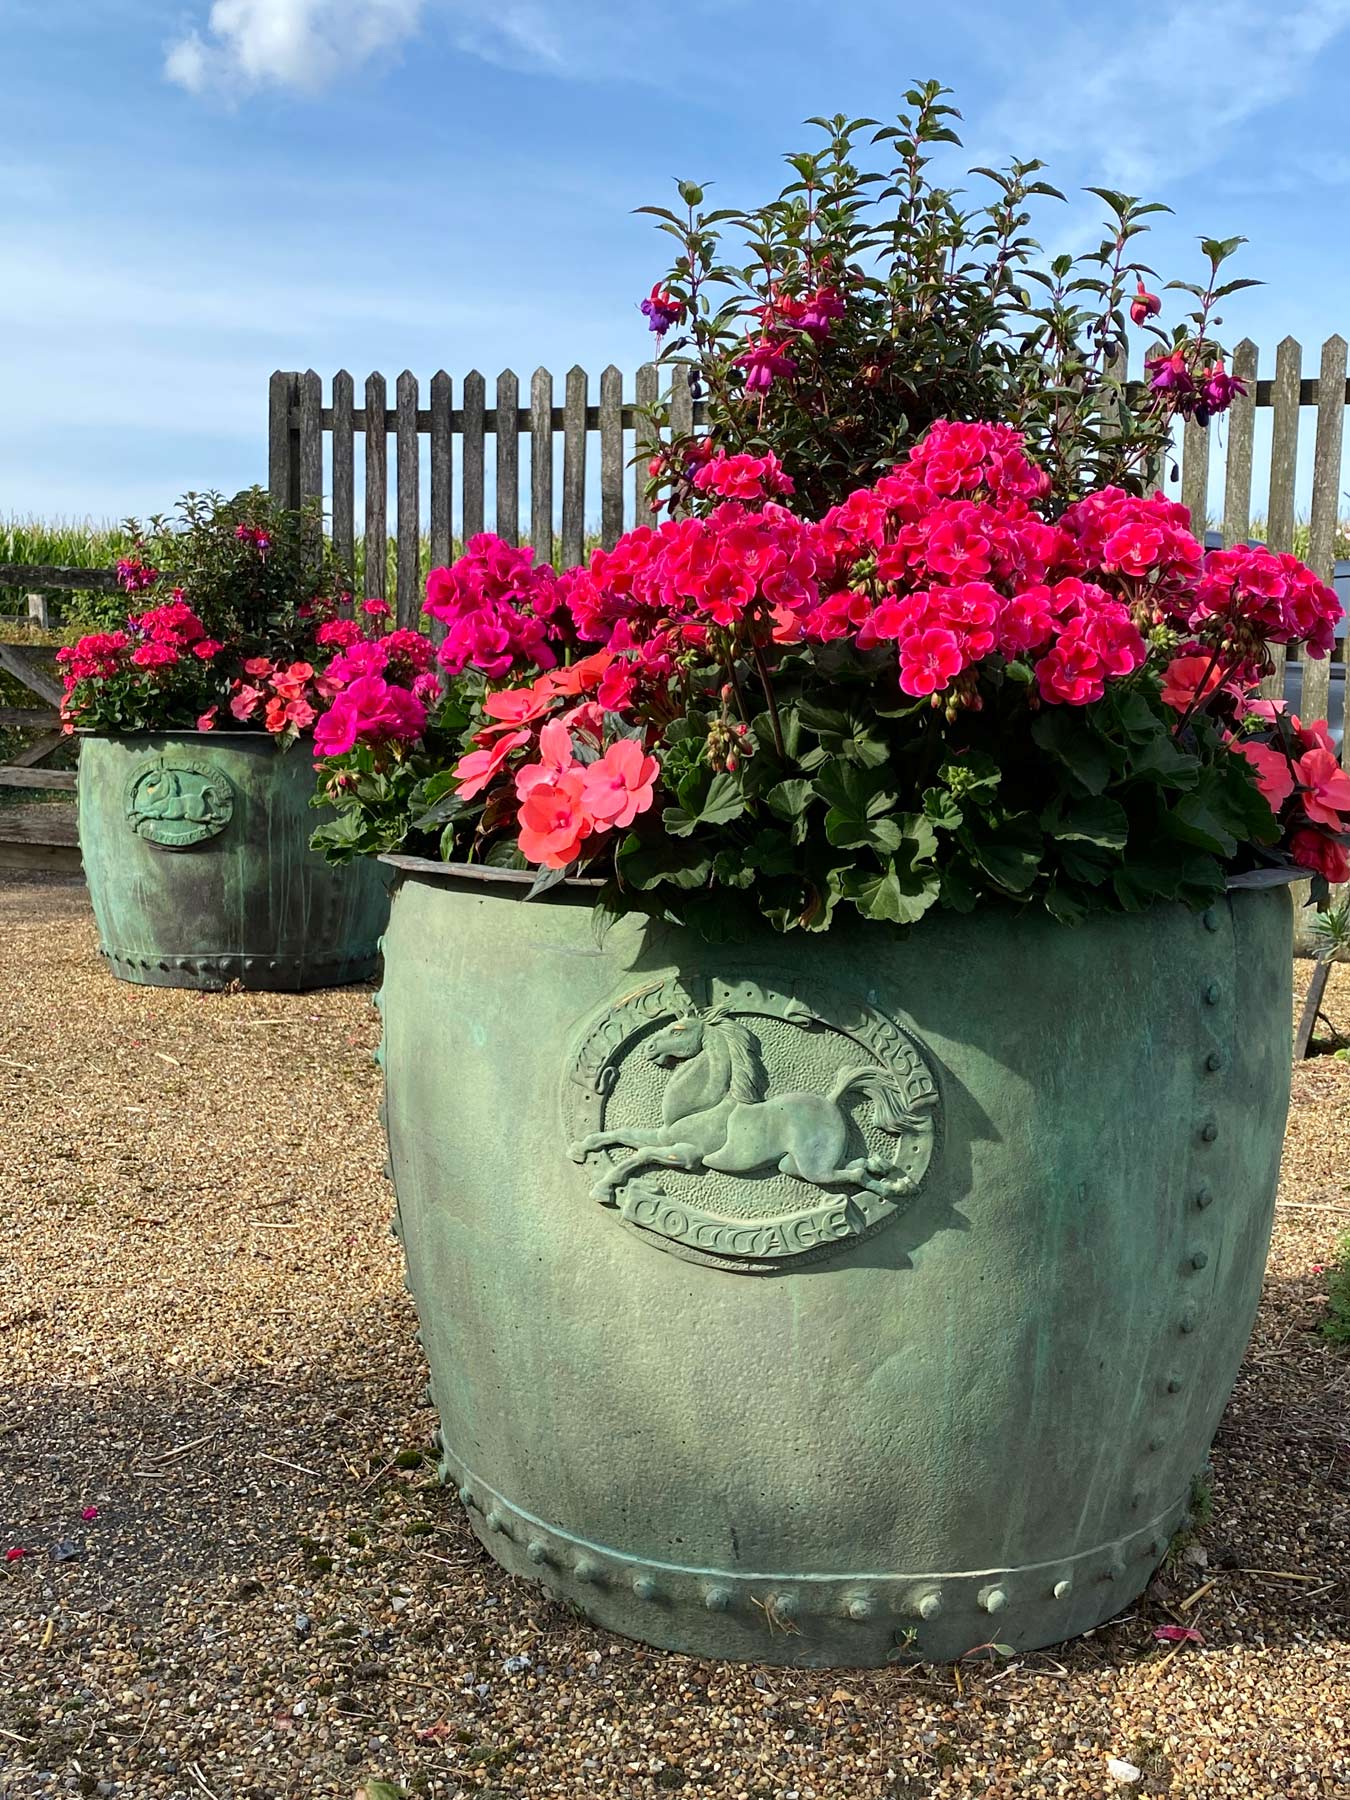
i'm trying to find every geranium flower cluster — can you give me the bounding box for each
[57,599,222,694]
[311,419,1345,900]
[59,593,412,748]
[311,630,440,756]
[424,536,566,680]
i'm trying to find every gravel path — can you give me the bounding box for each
[1,874,1346,1800]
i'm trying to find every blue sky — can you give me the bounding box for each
[4,0,1350,524]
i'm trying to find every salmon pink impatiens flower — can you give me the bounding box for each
[1234,741,1295,812]
[1161,653,1227,712]
[515,768,594,867]
[581,739,660,829]
[1293,746,1350,829]
[452,728,530,801]
[1290,828,1350,883]
[483,685,553,728]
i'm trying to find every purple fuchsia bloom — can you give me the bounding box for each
[1145,348,1194,396]
[640,285,684,338]
[1201,359,1246,415]
[736,336,799,395]
[799,285,846,342]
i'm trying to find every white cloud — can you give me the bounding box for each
[985,0,1350,189]
[165,0,423,96]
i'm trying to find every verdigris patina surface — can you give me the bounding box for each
[378,860,1292,1665]
[79,732,389,991]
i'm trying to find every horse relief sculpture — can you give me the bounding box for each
[566,975,941,1269]
[124,758,234,847]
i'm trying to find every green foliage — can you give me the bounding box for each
[123,489,339,646]
[1319,1234,1350,1348]
[318,640,1281,940]
[1309,901,1350,964]
[642,81,1249,516]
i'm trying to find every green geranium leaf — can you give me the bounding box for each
[765,778,815,822]
[664,769,747,836]
[618,834,713,889]
[818,762,902,852]
[1032,710,1113,795]
[966,816,1043,893]
[922,787,964,831]
[1050,796,1129,850]
[838,861,941,925]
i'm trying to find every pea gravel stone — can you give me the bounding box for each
[1,874,1346,1798]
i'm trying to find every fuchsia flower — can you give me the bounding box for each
[640,285,684,337]
[1146,348,1194,395]
[798,285,846,342]
[1201,358,1246,414]
[736,336,798,394]
[1130,278,1162,325]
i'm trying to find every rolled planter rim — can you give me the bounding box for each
[75,727,313,746]
[379,851,1305,898]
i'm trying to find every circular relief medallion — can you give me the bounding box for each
[563,972,942,1271]
[123,757,234,848]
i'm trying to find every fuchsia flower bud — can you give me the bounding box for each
[1129,277,1162,325]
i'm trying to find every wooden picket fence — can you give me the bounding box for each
[266,364,702,624]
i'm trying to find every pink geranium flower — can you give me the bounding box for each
[898,627,964,697]
[581,739,660,829]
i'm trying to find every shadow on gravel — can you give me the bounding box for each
[1,1281,1345,1666]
